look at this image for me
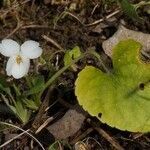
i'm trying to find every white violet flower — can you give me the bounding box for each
[0,39,42,79]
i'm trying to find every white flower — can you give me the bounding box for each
[0,39,42,79]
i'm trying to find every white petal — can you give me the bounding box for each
[0,39,20,57]
[6,56,16,76]
[11,57,30,79]
[21,40,42,59]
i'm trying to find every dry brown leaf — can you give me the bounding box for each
[47,109,86,139]
[102,25,150,57]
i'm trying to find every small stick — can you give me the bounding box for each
[0,0,31,18]
[91,4,99,16]
[64,12,84,25]
[35,117,55,134]
[21,25,52,29]
[42,35,64,51]
[0,122,45,150]
[95,127,124,150]
[86,10,120,27]
[0,129,30,148]
[5,22,22,38]
[70,128,93,144]
[87,119,124,150]
[61,10,120,27]
[31,86,55,131]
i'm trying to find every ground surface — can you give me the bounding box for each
[0,0,150,150]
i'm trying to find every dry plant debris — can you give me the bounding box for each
[102,25,150,57]
[47,109,86,139]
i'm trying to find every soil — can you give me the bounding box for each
[0,0,150,150]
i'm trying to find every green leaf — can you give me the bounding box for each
[64,46,81,70]
[75,39,150,132]
[10,101,31,124]
[23,99,39,110]
[118,0,142,22]
[0,76,10,94]
[0,124,10,132]
[0,84,10,94]
[48,141,61,150]
[25,75,45,96]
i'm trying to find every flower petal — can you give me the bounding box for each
[0,39,20,57]
[6,56,16,76]
[21,40,42,59]
[11,57,30,79]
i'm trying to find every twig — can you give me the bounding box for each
[60,10,120,27]
[95,127,124,150]
[35,117,55,134]
[42,35,64,51]
[91,4,99,16]
[132,132,144,139]
[87,119,124,150]
[31,0,36,10]
[0,129,30,148]
[0,122,45,150]
[32,86,55,131]
[64,12,84,25]
[21,25,52,29]
[141,51,150,59]
[85,137,104,150]
[0,0,31,18]
[86,10,120,27]
[70,128,93,144]
[5,22,22,38]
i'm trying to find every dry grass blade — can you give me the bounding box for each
[0,121,45,150]
[42,35,64,51]
[87,118,124,150]
[95,127,124,150]
[70,128,93,144]
[86,10,120,27]
[0,0,31,18]
[0,129,30,148]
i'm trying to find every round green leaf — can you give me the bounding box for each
[75,39,150,132]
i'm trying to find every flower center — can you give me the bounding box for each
[16,55,22,64]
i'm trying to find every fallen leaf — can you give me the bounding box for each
[47,109,86,139]
[102,25,150,57]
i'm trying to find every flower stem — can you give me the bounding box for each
[13,83,21,96]
[40,49,109,96]
[87,50,110,73]
[25,76,32,88]
[41,54,86,95]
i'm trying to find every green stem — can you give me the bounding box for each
[13,84,21,96]
[40,50,109,96]
[40,54,86,95]
[8,92,16,105]
[87,50,110,73]
[25,76,41,105]
[135,1,150,9]
[25,76,32,88]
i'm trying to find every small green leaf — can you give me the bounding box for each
[48,141,61,150]
[0,124,10,132]
[11,101,30,124]
[118,0,142,22]
[0,84,10,94]
[25,75,45,96]
[64,46,81,70]
[0,76,10,94]
[39,56,46,65]
[75,39,150,132]
[23,99,39,110]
